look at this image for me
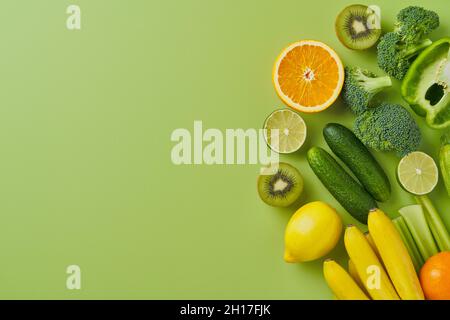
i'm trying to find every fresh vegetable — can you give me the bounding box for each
[368,209,424,300]
[392,216,424,272]
[420,252,450,300]
[394,6,439,45]
[263,109,307,154]
[416,195,450,252]
[397,151,439,195]
[335,4,381,50]
[273,40,344,113]
[398,205,438,262]
[323,123,391,202]
[306,147,377,224]
[341,67,392,115]
[401,38,450,129]
[284,201,342,263]
[440,131,450,196]
[354,103,421,156]
[323,259,369,300]
[257,162,303,207]
[377,6,439,80]
[377,32,432,81]
[344,225,399,300]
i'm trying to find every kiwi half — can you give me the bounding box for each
[335,4,381,50]
[257,162,303,207]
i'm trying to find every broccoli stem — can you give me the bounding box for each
[363,75,392,94]
[403,38,432,59]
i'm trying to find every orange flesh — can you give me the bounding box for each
[277,45,340,107]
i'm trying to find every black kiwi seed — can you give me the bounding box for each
[335,4,381,50]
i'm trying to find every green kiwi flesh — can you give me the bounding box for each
[335,4,381,50]
[257,162,303,207]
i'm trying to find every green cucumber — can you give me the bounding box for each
[323,123,391,202]
[307,147,377,224]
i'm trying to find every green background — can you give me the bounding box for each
[0,0,448,299]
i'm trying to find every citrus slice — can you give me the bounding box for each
[273,40,345,113]
[263,109,307,153]
[397,151,439,195]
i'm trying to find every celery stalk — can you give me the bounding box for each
[393,216,424,272]
[399,205,438,261]
[416,195,450,251]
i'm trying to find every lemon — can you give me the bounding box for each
[263,109,307,154]
[397,151,439,195]
[284,201,342,263]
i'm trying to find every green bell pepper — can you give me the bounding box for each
[402,38,450,129]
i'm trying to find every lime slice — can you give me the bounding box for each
[263,109,307,154]
[397,151,439,195]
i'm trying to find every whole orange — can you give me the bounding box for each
[420,251,450,300]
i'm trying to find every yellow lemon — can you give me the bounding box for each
[284,201,342,263]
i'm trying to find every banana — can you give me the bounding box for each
[368,209,424,300]
[323,259,369,300]
[344,225,399,300]
[365,232,381,259]
[348,259,364,290]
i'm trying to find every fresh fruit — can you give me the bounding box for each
[397,151,439,195]
[273,40,344,113]
[307,147,377,224]
[344,225,399,300]
[401,38,450,129]
[257,162,303,207]
[440,131,450,196]
[323,123,391,202]
[284,201,342,262]
[420,252,450,300]
[335,4,381,50]
[323,259,369,300]
[348,259,365,291]
[364,232,381,260]
[368,208,424,300]
[263,109,307,154]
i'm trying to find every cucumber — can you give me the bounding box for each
[307,147,377,224]
[323,123,391,202]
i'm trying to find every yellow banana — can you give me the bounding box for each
[348,259,365,290]
[344,225,399,300]
[368,209,424,300]
[323,259,369,300]
[365,232,381,259]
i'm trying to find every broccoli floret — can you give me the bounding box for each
[342,66,392,115]
[395,6,439,44]
[354,103,421,156]
[377,32,432,80]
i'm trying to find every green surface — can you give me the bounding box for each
[0,0,449,299]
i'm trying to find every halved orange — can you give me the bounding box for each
[273,40,344,113]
